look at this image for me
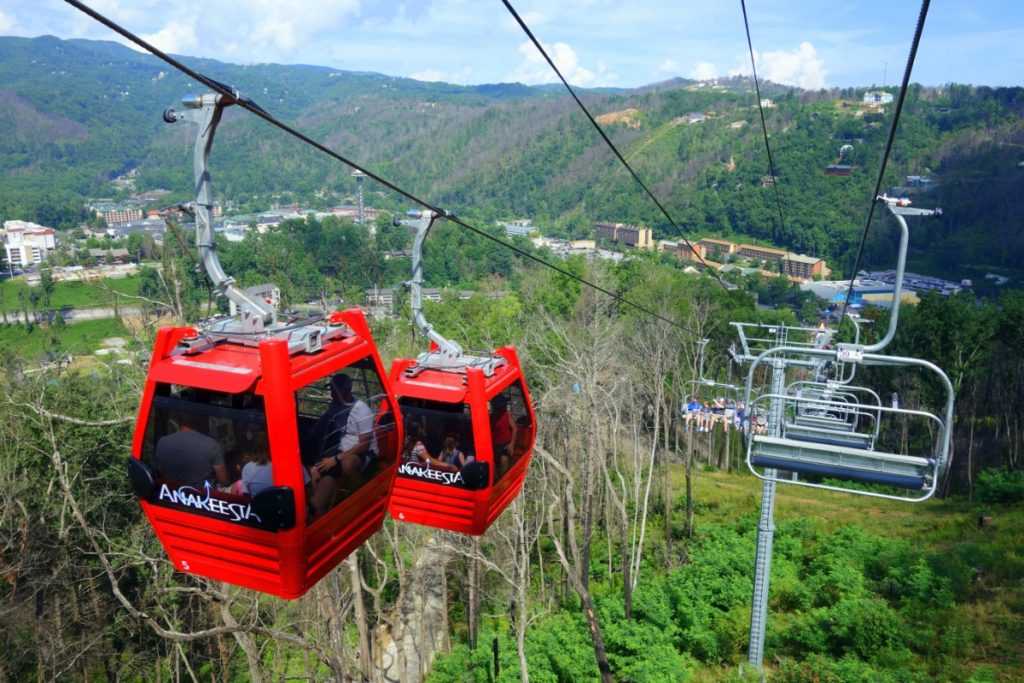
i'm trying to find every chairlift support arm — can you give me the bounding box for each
[164,92,276,329]
[404,210,463,361]
[862,197,942,353]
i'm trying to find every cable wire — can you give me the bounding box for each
[500,0,731,290]
[62,0,699,336]
[839,0,931,319]
[740,0,789,244]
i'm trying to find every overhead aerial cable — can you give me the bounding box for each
[739,0,789,241]
[500,0,732,291]
[838,0,932,319]
[62,0,700,337]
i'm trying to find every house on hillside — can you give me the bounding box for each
[863,91,894,104]
[825,164,852,176]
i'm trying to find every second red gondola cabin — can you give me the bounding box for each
[387,345,536,535]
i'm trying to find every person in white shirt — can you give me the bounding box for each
[312,373,376,499]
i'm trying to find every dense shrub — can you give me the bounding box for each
[771,654,898,683]
[974,469,1024,503]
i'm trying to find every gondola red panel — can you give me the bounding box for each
[129,309,401,599]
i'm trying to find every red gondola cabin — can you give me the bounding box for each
[128,310,401,599]
[387,345,536,535]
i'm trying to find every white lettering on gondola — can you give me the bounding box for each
[158,483,262,524]
[398,462,465,486]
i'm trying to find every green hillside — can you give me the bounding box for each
[1,36,1023,280]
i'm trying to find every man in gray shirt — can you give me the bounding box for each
[155,414,230,489]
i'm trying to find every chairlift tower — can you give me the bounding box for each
[351,169,371,235]
[730,321,827,674]
[735,197,953,677]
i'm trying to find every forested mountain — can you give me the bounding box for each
[2,35,1023,280]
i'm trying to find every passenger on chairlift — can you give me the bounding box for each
[710,397,727,429]
[683,397,703,431]
[734,401,746,430]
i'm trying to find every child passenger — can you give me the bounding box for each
[440,436,472,469]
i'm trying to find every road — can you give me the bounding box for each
[1,306,144,324]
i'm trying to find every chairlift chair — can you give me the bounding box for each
[127,93,402,599]
[683,340,742,431]
[388,212,537,535]
[744,349,952,501]
[742,198,953,502]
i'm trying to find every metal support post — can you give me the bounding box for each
[747,356,786,673]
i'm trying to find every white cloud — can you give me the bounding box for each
[410,66,473,84]
[140,20,198,55]
[508,39,610,87]
[220,0,361,59]
[657,59,680,74]
[410,69,447,83]
[689,60,719,81]
[729,41,828,89]
[0,10,16,33]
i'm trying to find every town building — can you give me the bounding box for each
[781,253,828,279]
[134,189,171,202]
[696,238,737,257]
[321,205,382,222]
[91,203,144,225]
[737,243,787,263]
[87,248,132,263]
[661,240,707,261]
[594,222,653,249]
[2,220,57,267]
[825,164,852,176]
[498,219,534,237]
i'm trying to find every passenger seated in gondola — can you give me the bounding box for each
[154,413,231,489]
[310,373,377,497]
[513,415,532,458]
[440,435,472,470]
[235,433,332,516]
[403,424,457,471]
[402,423,428,464]
[490,394,517,475]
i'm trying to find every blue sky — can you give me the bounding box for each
[2,1,1021,89]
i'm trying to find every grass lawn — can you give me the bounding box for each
[0,275,141,313]
[0,318,132,361]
